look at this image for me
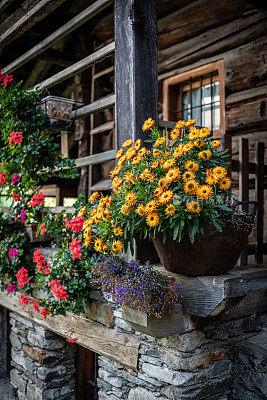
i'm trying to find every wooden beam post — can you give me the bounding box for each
[114,0,158,149]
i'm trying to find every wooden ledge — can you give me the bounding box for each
[0,291,140,370]
[154,265,267,318]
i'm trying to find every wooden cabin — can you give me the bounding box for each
[0,1,266,400]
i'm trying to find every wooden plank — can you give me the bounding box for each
[94,66,114,80]
[0,291,140,370]
[232,159,267,176]
[1,0,114,73]
[239,138,249,266]
[0,0,68,50]
[42,206,75,214]
[0,0,16,12]
[61,130,69,158]
[72,95,115,120]
[114,0,158,148]
[37,42,115,89]
[255,142,265,264]
[226,85,267,105]
[90,121,114,135]
[158,120,176,130]
[90,179,112,191]
[75,150,116,168]
[222,133,232,178]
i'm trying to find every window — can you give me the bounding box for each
[163,61,225,138]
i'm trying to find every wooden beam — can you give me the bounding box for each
[255,142,265,264]
[0,0,16,12]
[114,0,158,148]
[37,42,115,89]
[0,291,140,370]
[239,138,249,266]
[226,85,267,105]
[0,0,68,50]
[72,95,115,120]
[75,150,116,168]
[2,0,114,74]
[90,121,114,135]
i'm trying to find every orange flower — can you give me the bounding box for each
[170,128,180,140]
[153,149,162,157]
[211,140,220,148]
[205,173,219,185]
[199,127,210,138]
[135,204,146,217]
[183,142,194,153]
[184,180,198,195]
[194,139,205,147]
[121,204,132,215]
[213,166,227,179]
[126,147,136,160]
[185,119,197,127]
[187,201,201,214]
[151,160,159,169]
[116,149,124,158]
[163,158,176,170]
[182,171,195,181]
[198,150,212,160]
[118,155,127,166]
[146,213,160,227]
[154,137,165,147]
[165,204,176,217]
[188,127,200,140]
[165,167,181,183]
[89,192,99,202]
[219,177,231,190]
[132,157,141,165]
[94,238,104,252]
[196,185,213,199]
[112,240,123,254]
[158,177,169,190]
[124,171,136,185]
[185,160,199,172]
[173,147,183,158]
[122,139,133,148]
[138,148,148,157]
[145,200,158,214]
[176,120,186,129]
[125,192,138,206]
[112,177,122,190]
[113,226,123,236]
[142,118,155,131]
[159,190,174,204]
[134,139,142,150]
[154,187,163,197]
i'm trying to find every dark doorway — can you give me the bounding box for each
[76,345,98,400]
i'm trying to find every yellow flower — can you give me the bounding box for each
[134,139,142,150]
[188,127,200,140]
[125,192,138,206]
[153,149,161,157]
[196,185,213,199]
[146,213,160,227]
[132,156,141,165]
[154,187,163,197]
[187,201,201,214]
[211,140,220,148]
[184,180,198,195]
[185,119,197,127]
[138,147,147,157]
[89,192,99,202]
[122,139,133,148]
[165,167,181,183]
[135,204,146,217]
[213,166,227,179]
[183,142,194,153]
[121,204,132,215]
[182,171,195,181]
[198,150,212,160]
[112,240,123,254]
[116,149,124,158]
[113,226,123,236]
[126,147,136,160]
[118,155,127,166]
[94,238,104,252]
[199,127,211,138]
[173,147,183,158]
[78,206,87,217]
[112,177,122,190]
[158,177,169,190]
[176,120,186,129]
[185,160,199,172]
[170,128,180,140]
[142,118,155,131]
[103,245,111,254]
[153,137,165,147]
[151,161,159,169]
[194,139,205,147]
[159,190,174,204]
[163,158,176,169]
[219,177,231,190]
[205,173,219,185]
[124,171,136,185]
[165,204,176,217]
[145,200,158,214]
[110,165,122,178]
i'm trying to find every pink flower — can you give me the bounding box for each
[41,307,50,319]
[29,192,45,207]
[39,223,47,235]
[9,248,18,258]
[21,210,27,223]
[0,172,6,185]
[49,280,68,300]
[8,131,23,146]
[11,174,21,184]
[67,338,77,343]
[20,293,29,305]
[16,267,29,287]
[69,238,82,260]
[7,284,16,294]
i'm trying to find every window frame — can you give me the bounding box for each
[163,60,225,138]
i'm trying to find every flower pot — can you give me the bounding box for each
[152,222,252,276]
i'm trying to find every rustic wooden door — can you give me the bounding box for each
[76,346,98,400]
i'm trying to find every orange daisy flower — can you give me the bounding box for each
[165,204,176,217]
[184,180,198,195]
[165,167,181,183]
[122,139,133,148]
[146,213,160,227]
[187,201,201,214]
[125,192,138,206]
[145,200,158,214]
[185,160,199,172]
[219,177,231,190]
[142,118,155,131]
[159,190,174,204]
[196,185,213,199]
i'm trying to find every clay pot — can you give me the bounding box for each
[152,223,251,276]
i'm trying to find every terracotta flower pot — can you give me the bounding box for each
[152,222,252,276]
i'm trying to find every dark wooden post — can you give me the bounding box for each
[114,0,158,149]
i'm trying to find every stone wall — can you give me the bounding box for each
[9,312,76,400]
[97,309,267,400]
[0,306,8,379]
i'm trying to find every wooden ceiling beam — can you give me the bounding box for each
[0,0,68,50]
[2,0,114,74]
[0,0,17,12]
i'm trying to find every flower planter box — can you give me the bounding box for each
[41,96,76,121]
[121,304,194,338]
